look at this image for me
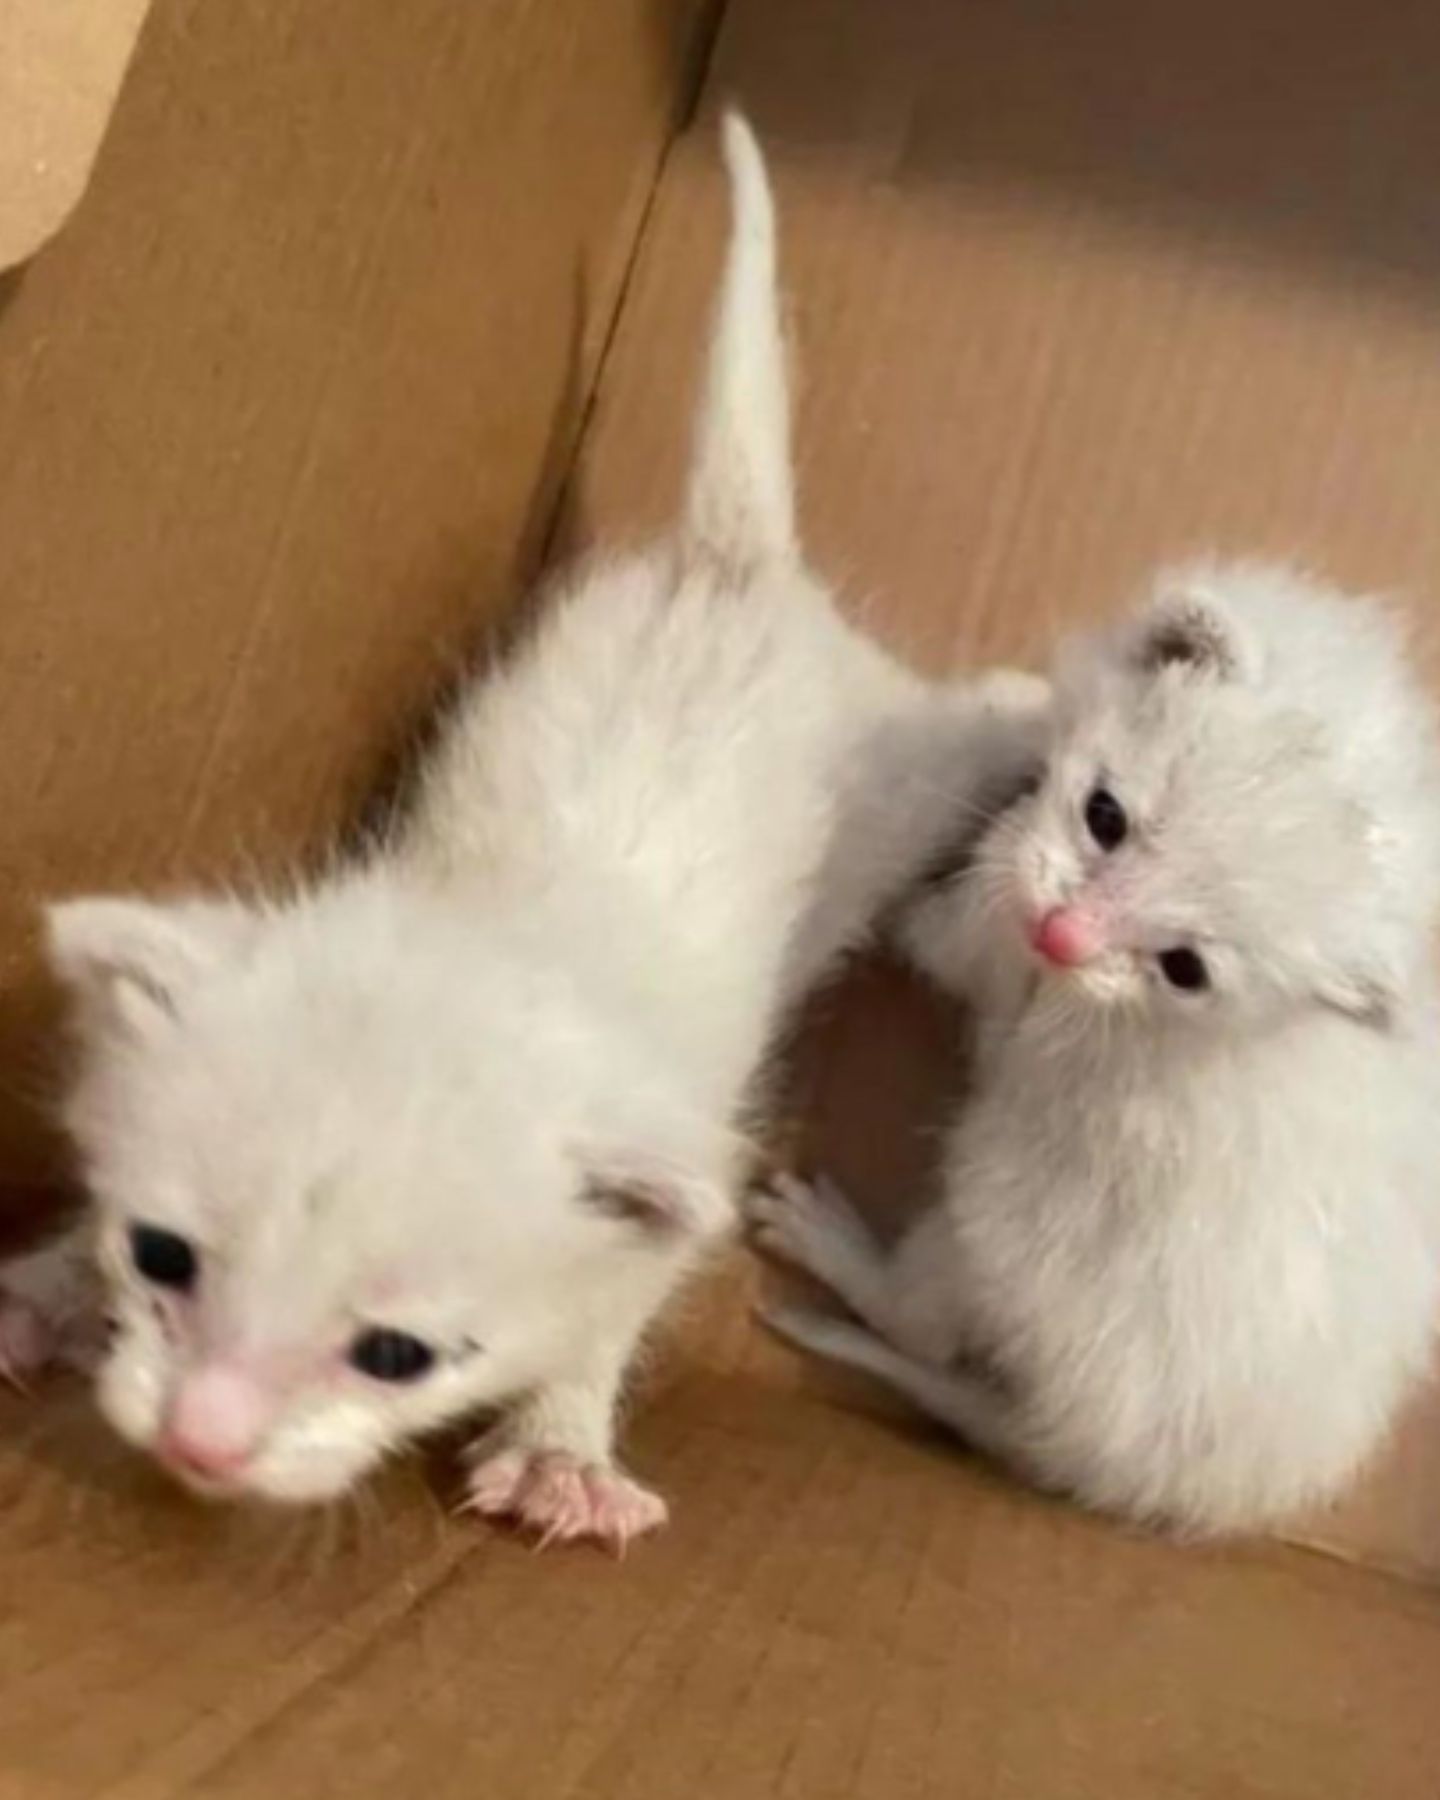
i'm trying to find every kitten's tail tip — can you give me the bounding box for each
[717,109,778,271]
[719,108,765,193]
[681,99,794,573]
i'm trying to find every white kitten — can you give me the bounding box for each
[1,117,1035,1548]
[755,561,1440,1536]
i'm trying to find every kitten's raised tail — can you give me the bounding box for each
[762,1303,1024,1467]
[682,112,797,574]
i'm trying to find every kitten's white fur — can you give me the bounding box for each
[756,561,1440,1535]
[3,117,1035,1542]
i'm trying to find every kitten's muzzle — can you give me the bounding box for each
[1029,906,1104,968]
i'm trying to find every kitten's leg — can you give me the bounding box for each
[783,666,1051,1002]
[892,673,1048,1021]
[753,1179,1043,1479]
[762,1304,1036,1474]
[750,1172,959,1362]
[969,667,1051,735]
[751,1173,896,1327]
[460,1348,665,1553]
[0,1225,104,1388]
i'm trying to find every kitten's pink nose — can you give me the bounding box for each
[1030,906,1104,968]
[159,1366,269,1480]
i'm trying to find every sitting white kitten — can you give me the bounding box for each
[755,561,1440,1536]
[0,118,1034,1548]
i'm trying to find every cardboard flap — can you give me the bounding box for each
[0,0,153,271]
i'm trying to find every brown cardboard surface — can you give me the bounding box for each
[1295,1367,1440,1584]
[2,2,1440,1796]
[3,1285,1439,1799]
[0,0,153,271]
[0,0,717,1190]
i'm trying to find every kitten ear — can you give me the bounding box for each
[1313,968,1395,1032]
[47,897,256,1036]
[1134,574,1256,681]
[577,1147,733,1240]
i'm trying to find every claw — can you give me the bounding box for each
[460,1445,668,1553]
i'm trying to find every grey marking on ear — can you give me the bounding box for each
[1319,981,1395,1033]
[577,1148,735,1241]
[579,1172,679,1233]
[1138,598,1244,679]
[46,896,259,1035]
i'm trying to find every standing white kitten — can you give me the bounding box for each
[0,117,1034,1547]
[756,561,1440,1536]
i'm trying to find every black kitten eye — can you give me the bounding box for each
[1158,947,1210,992]
[1084,786,1128,852]
[129,1224,198,1293]
[349,1327,436,1384]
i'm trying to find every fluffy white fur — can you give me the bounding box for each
[756,561,1440,1536]
[1,117,1037,1546]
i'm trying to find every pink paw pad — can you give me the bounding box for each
[0,1295,55,1390]
[461,1448,668,1553]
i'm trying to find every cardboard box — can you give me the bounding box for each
[0,0,153,273]
[0,1,1436,1794]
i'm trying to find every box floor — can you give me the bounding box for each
[4,1,1440,1795]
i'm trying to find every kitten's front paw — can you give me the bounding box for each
[0,1235,104,1390]
[0,1292,56,1390]
[460,1444,668,1553]
[749,1171,872,1282]
[0,1292,105,1391]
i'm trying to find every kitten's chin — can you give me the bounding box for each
[153,1438,379,1508]
[1034,955,1144,1011]
[233,1455,377,1507]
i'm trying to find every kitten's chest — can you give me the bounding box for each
[965,1036,1261,1259]
[955,1040,1350,1349]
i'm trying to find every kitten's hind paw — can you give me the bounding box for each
[748,1171,875,1282]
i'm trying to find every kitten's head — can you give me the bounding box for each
[956,561,1440,1032]
[46,884,732,1504]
